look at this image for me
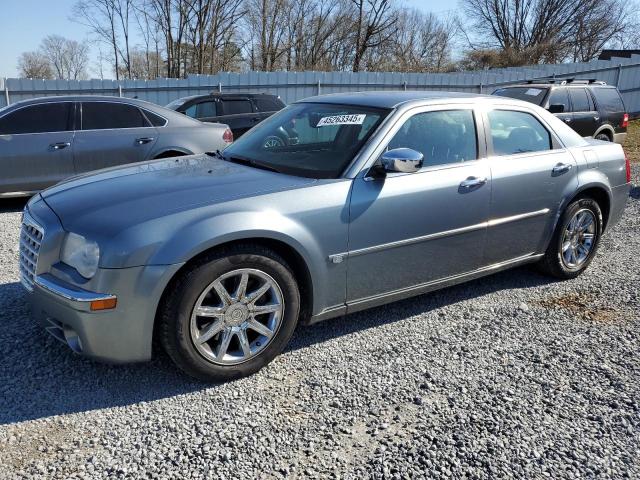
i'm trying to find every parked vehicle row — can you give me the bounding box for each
[492,79,629,143]
[0,96,232,197]
[20,91,631,381]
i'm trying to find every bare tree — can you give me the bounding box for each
[41,35,89,79]
[350,0,397,72]
[461,0,639,65]
[372,9,455,72]
[73,0,135,79]
[17,52,54,79]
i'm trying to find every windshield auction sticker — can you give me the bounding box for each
[316,114,366,127]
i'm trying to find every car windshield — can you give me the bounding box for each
[492,87,548,106]
[222,102,389,178]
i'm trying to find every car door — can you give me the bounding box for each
[0,101,75,194]
[569,88,597,137]
[219,97,258,137]
[72,101,158,173]
[483,107,578,265]
[346,107,490,303]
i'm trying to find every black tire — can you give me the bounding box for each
[537,197,603,279]
[595,132,611,142]
[159,244,300,381]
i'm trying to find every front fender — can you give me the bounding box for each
[104,209,334,315]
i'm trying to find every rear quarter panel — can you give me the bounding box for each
[153,124,227,157]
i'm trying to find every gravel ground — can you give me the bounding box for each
[1,168,639,480]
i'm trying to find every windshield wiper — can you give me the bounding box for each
[223,154,282,174]
[205,149,225,160]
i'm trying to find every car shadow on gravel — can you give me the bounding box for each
[0,266,554,425]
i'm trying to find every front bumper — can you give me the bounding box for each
[28,264,183,363]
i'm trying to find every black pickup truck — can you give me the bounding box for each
[166,93,285,140]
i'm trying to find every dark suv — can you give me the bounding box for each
[166,93,285,139]
[492,79,629,144]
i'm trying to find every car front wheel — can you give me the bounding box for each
[538,197,603,279]
[159,245,300,381]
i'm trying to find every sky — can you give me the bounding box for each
[0,0,456,79]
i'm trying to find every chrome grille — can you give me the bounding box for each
[19,212,44,291]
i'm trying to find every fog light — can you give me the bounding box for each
[90,297,117,311]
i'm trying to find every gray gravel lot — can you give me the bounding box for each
[1,169,639,480]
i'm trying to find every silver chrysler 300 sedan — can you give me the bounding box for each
[21,91,631,381]
[0,96,232,197]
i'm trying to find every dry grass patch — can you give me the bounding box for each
[538,292,621,324]
[626,119,640,163]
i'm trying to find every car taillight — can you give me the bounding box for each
[223,128,233,143]
[621,113,629,129]
[625,153,631,183]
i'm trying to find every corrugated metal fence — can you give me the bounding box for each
[2,54,640,116]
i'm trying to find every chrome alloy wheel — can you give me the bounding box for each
[561,208,596,269]
[190,268,284,365]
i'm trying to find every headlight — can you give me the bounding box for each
[60,233,100,279]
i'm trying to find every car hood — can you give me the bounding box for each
[41,154,316,233]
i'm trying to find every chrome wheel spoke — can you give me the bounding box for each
[562,240,572,253]
[238,329,251,357]
[252,303,281,315]
[197,319,225,344]
[213,280,233,306]
[247,281,271,304]
[216,329,233,359]
[247,319,274,339]
[234,272,249,301]
[195,305,225,318]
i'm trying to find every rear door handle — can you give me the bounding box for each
[136,137,154,145]
[552,163,572,174]
[459,176,487,189]
[50,142,70,150]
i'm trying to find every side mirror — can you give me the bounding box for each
[381,148,423,173]
[548,103,565,114]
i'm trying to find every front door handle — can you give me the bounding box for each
[50,142,70,150]
[459,176,487,189]
[552,163,572,175]
[136,137,154,145]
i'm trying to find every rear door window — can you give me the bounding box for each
[0,102,72,134]
[569,88,591,112]
[387,110,477,167]
[82,102,150,130]
[488,110,552,156]
[221,99,253,115]
[592,88,625,113]
[254,97,284,112]
[196,101,217,118]
[547,88,570,113]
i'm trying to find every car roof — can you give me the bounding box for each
[296,91,496,109]
[7,95,159,108]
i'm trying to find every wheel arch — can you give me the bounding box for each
[568,184,612,230]
[152,235,316,352]
[593,125,615,141]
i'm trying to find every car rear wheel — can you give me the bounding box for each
[537,197,603,279]
[595,132,611,142]
[159,245,300,381]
